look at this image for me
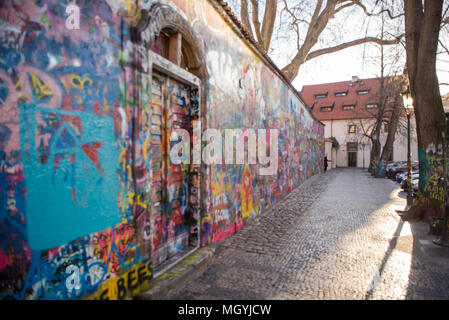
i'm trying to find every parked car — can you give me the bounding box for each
[397,170,419,184]
[387,161,406,170]
[386,161,407,178]
[396,172,407,183]
[388,161,418,180]
[401,173,419,191]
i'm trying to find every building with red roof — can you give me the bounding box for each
[301,76,418,168]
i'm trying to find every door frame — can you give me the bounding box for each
[149,51,202,277]
[348,151,357,167]
[347,142,358,167]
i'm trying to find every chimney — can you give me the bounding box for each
[351,76,359,83]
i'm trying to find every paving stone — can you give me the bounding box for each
[165,168,449,300]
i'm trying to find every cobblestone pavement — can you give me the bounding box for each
[166,168,449,300]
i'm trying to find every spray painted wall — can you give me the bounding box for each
[184,0,324,245]
[0,0,324,299]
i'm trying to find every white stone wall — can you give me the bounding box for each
[322,117,418,168]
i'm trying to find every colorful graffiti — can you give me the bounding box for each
[0,0,153,299]
[0,0,324,299]
[196,22,324,244]
[416,145,444,219]
[20,103,120,250]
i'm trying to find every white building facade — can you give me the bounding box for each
[301,77,418,169]
[323,118,418,169]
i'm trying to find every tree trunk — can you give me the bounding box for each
[368,129,381,174]
[375,98,402,178]
[261,0,276,52]
[236,0,404,83]
[403,0,445,221]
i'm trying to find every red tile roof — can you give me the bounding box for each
[301,77,391,121]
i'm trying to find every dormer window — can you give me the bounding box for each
[315,93,328,99]
[365,103,378,109]
[335,91,348,97]
[320,106,333,112]
[357,90,369,95]
[342,105,355,111]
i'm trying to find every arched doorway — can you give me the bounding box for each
[137,4,208,273]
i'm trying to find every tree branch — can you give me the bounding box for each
[335,1,355,14]
[352,0,404,20]
[281,0,310,26]
[305,35,404,62]
[310,0,324,24]
[240,0,255,40]
[440,39,449,56]
[250,0,263,44]
[261,0,277,52]
[442,4,449,26]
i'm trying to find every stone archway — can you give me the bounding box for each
[138,3,208,81]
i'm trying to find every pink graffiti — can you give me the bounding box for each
[0,247,10,270]
[0,64,63,154]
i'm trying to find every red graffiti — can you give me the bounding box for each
[82,142,102,165]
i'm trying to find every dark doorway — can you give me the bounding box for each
[348,152,357,167]
[347,142,358,167]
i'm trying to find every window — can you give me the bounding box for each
[342,105,355,111]
[347,142,358,151]
[315,93,328,99]
[150,30,171,58]
[365,103,378,109]
[320,106,333,112]
[359,81,365,85]
[348,124,356,133]
[357,90,369,95]
[335,91,348,97]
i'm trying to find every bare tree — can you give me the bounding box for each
[230,0,404,82]
[402,0,446,221]
[355,2,407,176]
[374,75,408,177]
[355,77,399,175]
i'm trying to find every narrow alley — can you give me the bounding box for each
[166,168,449,300]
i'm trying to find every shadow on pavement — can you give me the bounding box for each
[364,220,404,300]
[166,168,449,300]
[365,213,449,299]
[405,221,449,299]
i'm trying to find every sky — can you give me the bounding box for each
[243,1,449,97]
[287,43,449,97]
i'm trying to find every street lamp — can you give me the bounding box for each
[401,86,414,207]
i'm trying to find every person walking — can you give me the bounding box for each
[324,155,329,172]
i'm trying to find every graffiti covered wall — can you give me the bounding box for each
[416,144,445,220]
[0,0,324,299]
[184,0,324,245]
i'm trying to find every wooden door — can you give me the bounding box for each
[150,71,193,266]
